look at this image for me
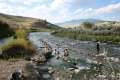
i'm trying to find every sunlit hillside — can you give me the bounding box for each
[0,13,60,29]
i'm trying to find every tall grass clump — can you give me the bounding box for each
[0,29,36,59]
[0,39,36,59]
[14,29,28,39]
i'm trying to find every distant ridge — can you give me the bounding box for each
[56,19,104,27]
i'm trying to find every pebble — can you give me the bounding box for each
[43,74,51,79]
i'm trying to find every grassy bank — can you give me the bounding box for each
[52,29,120,43]
[0,29,36,59]
[0,26,57,59]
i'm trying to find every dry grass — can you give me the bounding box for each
[52,69,73,80]
[0,59,29,80]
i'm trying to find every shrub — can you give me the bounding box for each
[0,21,14,39]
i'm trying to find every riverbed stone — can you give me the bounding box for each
[43,74,51,79]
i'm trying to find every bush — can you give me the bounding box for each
[0,21,14,39]
[0,39,36,59]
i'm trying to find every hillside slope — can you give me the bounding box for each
[0,13,60,29]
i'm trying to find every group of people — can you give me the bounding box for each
[52,48,69,61]
[42,40,70,61]
[42,40,100,60]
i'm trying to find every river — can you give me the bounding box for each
[29,32,120,79]
[0,37,13,45]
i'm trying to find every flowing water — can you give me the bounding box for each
[0,37,13,45]
[29,32,120,79]
[29,32,120,67]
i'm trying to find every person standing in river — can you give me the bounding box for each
[63,48,69,61]
[64,48,69,57]
[52,49,57,56]
[96,42,100,54]
[44,41,49,53]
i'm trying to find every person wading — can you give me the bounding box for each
[56,48,60,59]
[63,48,69,61]
[44,41,49,53]
[96,42,100,54]
[64,48,69,57]
[52,49,58,56]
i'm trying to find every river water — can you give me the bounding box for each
[29,32,120,69]
[0,37,13,45]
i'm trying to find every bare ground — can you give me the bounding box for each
[0,59,29,80]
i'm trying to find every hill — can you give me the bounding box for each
[57,19,103,28]
[0,13,60,29]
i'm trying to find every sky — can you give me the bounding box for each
[0,0,120,23]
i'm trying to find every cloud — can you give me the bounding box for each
[6,0,45,6]
[94,2,120,15]
[51,0,65,9]
[72,2,120,20]
[0,0,120,23]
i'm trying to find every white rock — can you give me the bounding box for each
[74,69,80,74]
[97,75,106,78]
[43,74,51,79]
